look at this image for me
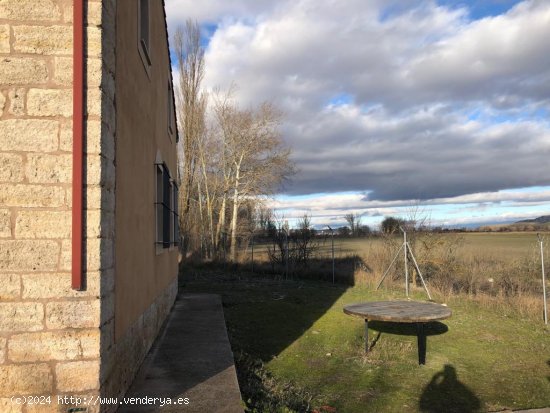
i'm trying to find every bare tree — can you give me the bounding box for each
[294,213,317,266]
[172,23,295,262]
[266,213,288,271]
[195,117,225,257]
[256,205,275,234]
[381,216,401,234]
[212,95,294,261]
[173,20,206,252]
[345,213,362,237]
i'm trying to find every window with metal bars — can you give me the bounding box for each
[155,163,179,249]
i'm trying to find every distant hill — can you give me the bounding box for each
[479,215,550,232]
[516,215,550,224]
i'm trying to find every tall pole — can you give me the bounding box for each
[407,242,432,300]
[404,229,409,297]
[377,227,432,300]
[376,243,405,290]
[285,230,289,280]
[223,232,226,271]
[331,230,335,284]
[251,233,254,274]
[538,234,548,325]
[328,226,335,284]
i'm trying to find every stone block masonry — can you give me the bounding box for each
[0,1,111,411]
[0,1,179,412]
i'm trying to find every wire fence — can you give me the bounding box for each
[182,230,550,323]
[184,230,379,285]
[188,230,550,297]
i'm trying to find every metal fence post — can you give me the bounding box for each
[285,230,289,279]
[223,232,227,271]
[331,230,335,284]
[327,225,335,284]
[403,229,409,297]
[538,234,548,325]
[251,233,254,274]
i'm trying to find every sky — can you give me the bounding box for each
[165,0,550,229]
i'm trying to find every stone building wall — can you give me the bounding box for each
[0,1,115,412]
[0,1,178,412]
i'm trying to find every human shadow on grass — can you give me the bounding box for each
[419,364,481,413]
[367,321,448,364]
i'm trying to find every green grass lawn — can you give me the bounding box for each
[180,268,550,413]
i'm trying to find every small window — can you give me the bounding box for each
[155,163,179,250]
[172,182,179,245]
[138,0,151,71]
[155,164,164,245]
[162,168,171,247]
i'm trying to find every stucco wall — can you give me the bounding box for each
[96,0,179,408]
[0,0,115,412]
[113,0,178,341]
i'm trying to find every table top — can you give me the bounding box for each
[343,300,452,323]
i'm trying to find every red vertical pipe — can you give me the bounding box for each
[72,0,84,290]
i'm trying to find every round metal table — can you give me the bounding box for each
[343,300,451,364]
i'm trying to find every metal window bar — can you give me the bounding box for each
[139,0,151,64]
[154,162,179,248]
[155,164,163,244]
[162,166,171,248]
[172,181,179,246]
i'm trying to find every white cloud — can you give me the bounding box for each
[167,0,550,208]
[202,0,550,108]
[272,189,550,212]
[268,188,550,227]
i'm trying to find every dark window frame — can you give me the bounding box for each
[155,163,179,250]
[172,180,179,246]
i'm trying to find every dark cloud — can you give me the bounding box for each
[168,0,550,203]
[283,103,550,200]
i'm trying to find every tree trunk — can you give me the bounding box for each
[229,190,239,261]
[215,194,226,252]
[229,169,240,261]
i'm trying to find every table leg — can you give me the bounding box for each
[365,319,369,353]
[417,322,426,365]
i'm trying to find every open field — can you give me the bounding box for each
[333,232,548,261]
[180,269,550,413]
[243,232,550,263]
[234,232,549,315]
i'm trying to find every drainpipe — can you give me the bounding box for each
[72,0,84,290]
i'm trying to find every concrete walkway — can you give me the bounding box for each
[118,294,243,413]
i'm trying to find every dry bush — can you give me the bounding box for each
[354,232,547,320]
[227,231,548,319]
